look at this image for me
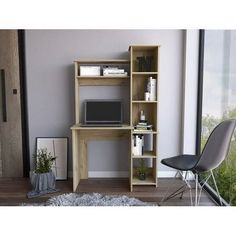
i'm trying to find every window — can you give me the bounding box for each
[199,30,236,205]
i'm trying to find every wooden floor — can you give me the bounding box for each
[0,177,216,206]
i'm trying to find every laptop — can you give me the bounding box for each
[81,99,123,127]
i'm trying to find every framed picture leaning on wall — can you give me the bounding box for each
[36,137,68,180]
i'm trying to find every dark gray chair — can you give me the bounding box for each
[161,119,236,206]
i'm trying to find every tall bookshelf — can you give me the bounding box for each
[71,45,159,192]
[129,45,159,191]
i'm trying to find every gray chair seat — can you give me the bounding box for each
[161,155,199,171]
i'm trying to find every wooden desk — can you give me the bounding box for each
[71,124,132,192]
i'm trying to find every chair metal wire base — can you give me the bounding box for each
[161,170,193,206]
[161,170,223,206]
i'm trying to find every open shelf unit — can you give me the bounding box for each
[129,45,159,191]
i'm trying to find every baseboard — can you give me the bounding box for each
[68,170,179,178]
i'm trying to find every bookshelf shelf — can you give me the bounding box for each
[132,72,158,75]
[77,76,130,86]
[132,100,158,103]
[74,59,130,64]
[132,130,158,134]
[132,176,156,185]
[132,151,157,158]
[77,76,130,79]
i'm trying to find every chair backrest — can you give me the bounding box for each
[194,119,236,172]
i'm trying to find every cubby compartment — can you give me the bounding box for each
[130,46,158,72]
[132,158,157,185]
[131,133,157,157]
[132,103,157,131]
[132,74,158,101]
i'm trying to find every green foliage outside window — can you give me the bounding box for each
[201,109,236,205]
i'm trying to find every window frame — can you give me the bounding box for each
[196,29,228,206]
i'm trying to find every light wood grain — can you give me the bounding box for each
[79,139,88,179]
[77,76,130,86]
[132,72,158,75]
[72,130,80,191]
[74,62,80,123]
[128,45,160,51]
[74,59,130,64]
[71,123,132,130]
[72,47,159,192]
[130,45,159,190]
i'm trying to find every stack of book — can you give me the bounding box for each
[134,120,153,132]
[102,67,128,76]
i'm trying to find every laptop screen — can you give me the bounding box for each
[85,100,123,124]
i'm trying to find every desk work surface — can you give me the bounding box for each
[71,123,132,130]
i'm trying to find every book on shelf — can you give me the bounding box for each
[103,72,128,77]
[132,134,143,156]
[146,77,157,101]
[132,134,154,156]
[134,123,153,131]
[102,67,128,76]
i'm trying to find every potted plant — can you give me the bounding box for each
[136,159,147,180]
[27,148,57,198]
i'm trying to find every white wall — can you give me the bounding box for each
[25,30,185,177]
[182,30,199,154]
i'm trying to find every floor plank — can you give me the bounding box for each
[0,177,216,206]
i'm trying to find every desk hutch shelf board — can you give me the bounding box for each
[71,45,159,192]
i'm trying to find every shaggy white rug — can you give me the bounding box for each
[25,193,156,206]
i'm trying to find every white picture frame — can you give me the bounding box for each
[36,137,68,180]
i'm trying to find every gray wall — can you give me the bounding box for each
[25,30,184,176]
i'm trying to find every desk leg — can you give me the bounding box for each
[72,129,80,192]
[129,131,133,192]
[79,138,88,179]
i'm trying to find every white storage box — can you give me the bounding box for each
[80,66,101,76]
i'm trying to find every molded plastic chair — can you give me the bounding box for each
[161,119,236,206]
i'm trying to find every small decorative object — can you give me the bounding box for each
[136,159,147,180]
[133,110,153,132]
[146,76,157,101]
[144,91,150,101]
[136,56,153,72]
[27,148,58,198]
[140,110,146,122]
